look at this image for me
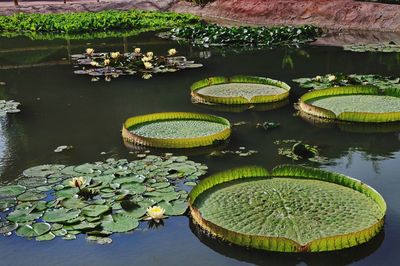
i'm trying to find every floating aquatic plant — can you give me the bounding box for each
[293,73,400,91]
[191,76,290,106]
[163,24,322,47]
[274,140,326,163]
[0,100,20,116]
[122,112,231,149]
[189,166,386,252]
[343,42,400,53]
[256,121,280,131]
[298,85,400,123]
[0,156,207,243]
[72,48,202,80]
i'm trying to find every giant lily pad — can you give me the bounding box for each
[122,112,231,148]
[189,166,386,252]
[191,76,290,106]
[298,85,400,123]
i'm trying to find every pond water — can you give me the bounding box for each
[0,32,400,266]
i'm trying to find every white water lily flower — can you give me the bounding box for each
[314,75,322,82]
[86,48,94,56]
[110,52,120,59]
[69,177,86,189]
[90,61,99,67]
[327,75,336,82]
[105,76,112,82]
[168,48,177,56]
[146,51,154,59]
[143,62,153,69]
[134,47,141,54]
[146,206,166,222]
[142,73,152,80]
[104,59,110,66]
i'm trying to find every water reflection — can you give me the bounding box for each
[190,220,384,266]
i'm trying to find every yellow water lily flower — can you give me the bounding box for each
[104,59,110,66]
[141,56,151,62]
[134,47,141,54]
[314,75,322,82]
[110,52,120,59]
[146,206,166,222]
[327,75,336,82]
[168,48,177,56]
[86,48,94,56]
[143,62,153,69]
[90,61,99,67]
[69,177,86,189]
[146,51,154,59]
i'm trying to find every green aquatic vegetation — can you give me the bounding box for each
[0,156,207,242]
[293,73,400,90]
[130,120,228,139]
[165,24,322,47]
[0,100,20,116]
[72,48,202,80]
[122,112,231,149]
[344,42,400,53]
[299,85,400,123]
[191,76,291,105]
[189,166,386,252]
[309,95,400,115]
[0,10,200,34]
[256,121,280,130]
[196,83,287,100]
[274,140,326,163]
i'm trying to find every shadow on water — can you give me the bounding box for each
[190,220,385,266]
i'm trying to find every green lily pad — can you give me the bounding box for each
[36,232,55,241]
[16,222,51,238]
[158,200,188,216]
[0,220,18,234]
[17,191,47,202]
[18,177,47,188]
[55,187,79,198]
[62,234,76,240]
[101,213,139,233]
[23,164,65,178]
[52,228,68,236]
[120,182,146,194]
[61,197,88,209]
[113,174,146,184]
[82,205,110,217]
[7,209,43,222]
[0,185,26,198]
[42,209,81,223]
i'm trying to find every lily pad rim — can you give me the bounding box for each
[189,165,386,253]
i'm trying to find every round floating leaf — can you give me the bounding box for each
[61,198,88,209]
[189,166,386,252]
[120,182,146,194]
[158,200,188,216]
[17,191,47,202]
[122,112,231,149]
[55,187,79,198]
[42,209,81,223]
[0,185,26,198]
[0,220,18,234]
[63,234,76,240]
[52,229,68,236]
[0,198,16,211]
[299,86,400,123]
[7,209,43,223]
[101,213,139,233]
[23,164,65,178]
[18,177,47,188]
[16,222,51,238]
[82,205,110,217]
[36,232,55,241]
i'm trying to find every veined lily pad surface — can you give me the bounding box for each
[0,156,207,243]
[298,85,400,123]
[122,112,231,148]
[191,76,290,105]
[189,166,386,252]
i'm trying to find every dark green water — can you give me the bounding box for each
[0,32,400,265]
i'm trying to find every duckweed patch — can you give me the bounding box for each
[0,156,207,243]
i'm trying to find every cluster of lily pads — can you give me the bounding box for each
[163,24,322,47]
[293,73,400,90]
[0,156,207,244]
[0,100,20,116]
[343,41,400,53]
[72,47,202,81]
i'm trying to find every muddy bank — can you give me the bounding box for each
[1,0,400,33]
